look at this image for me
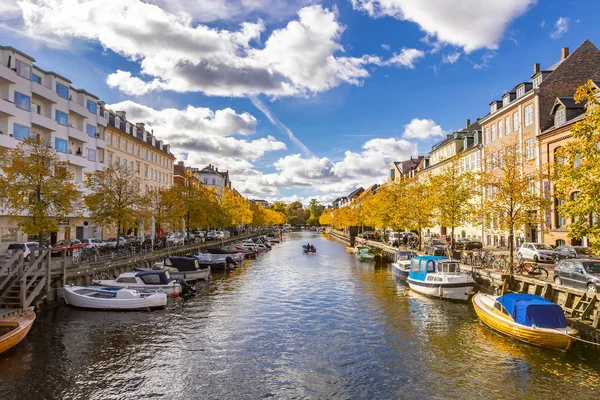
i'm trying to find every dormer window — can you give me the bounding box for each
[503,96,510,107]
[490,103,497,113]
[113,117,120,127]
[103,111,108,120]
[516,86,525,98]
[555,107,566,127]
[125,122,130,133]
[533,74,542,89]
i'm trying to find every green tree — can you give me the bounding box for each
[555,80,600,254]
[0,136,80,245]
[401,178,436,250]
[307,199,324,225]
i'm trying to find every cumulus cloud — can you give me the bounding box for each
[442,52,461,64]
[402,118,446,140]
[16,1,416,98]
[386,48,425,68]
[550,17,569,39]
[351,0,536,52]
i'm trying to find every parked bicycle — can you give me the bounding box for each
[513,255,549,281]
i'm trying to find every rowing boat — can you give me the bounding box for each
[0,308,36,354]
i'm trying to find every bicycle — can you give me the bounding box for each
[492,254,509,272]
[513,256,549,281]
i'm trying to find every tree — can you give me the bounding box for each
[319,210,332,225]
[555,80,600,254]
[307,199,324,225]
[480,140,550,268]
[401,178,436,250]
[429,156,477,245]
[142,187,182,237]
[174,171,224,237]
[84,166,144,244]
[0,136,80,244]
[221,188,253,228]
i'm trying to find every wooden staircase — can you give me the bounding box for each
[0,249,52,310]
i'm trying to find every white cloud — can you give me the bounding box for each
[442,52,461,64]
[402,118,446,140]
[16,1,413,98]
[387,48,425,68]
[471,51,495,70]
[550,17,569,39]
[381,43,391,51]
[351,0,536,52]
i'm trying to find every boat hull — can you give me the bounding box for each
[407,278,474,302]
[0,308,35,354]
[170,268,211,281]
[63,287,167,310]
[472,293,576,351]
[92,280,181,295]
[391,262,410,280]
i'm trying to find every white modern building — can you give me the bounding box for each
[0,45,107,247]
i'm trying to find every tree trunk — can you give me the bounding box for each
[116,222,121,249]
[509,226,514,274]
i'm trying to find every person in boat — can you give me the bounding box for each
[310,245,315,252]
[306,243,311,249]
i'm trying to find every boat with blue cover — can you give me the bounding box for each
[391,251,419,280]
[472,292,578,350]
[407,256,475,301]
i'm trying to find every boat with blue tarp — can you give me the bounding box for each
[407,256,475,301]
[472,292,578,350]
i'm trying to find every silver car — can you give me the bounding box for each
[518,242,556,263]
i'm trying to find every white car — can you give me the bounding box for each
[166,233,183,246]
[206,231,217,240]
[518,242,556,263]
[104,237,127,248]
[82,238,106,248]
[7,242,41,261]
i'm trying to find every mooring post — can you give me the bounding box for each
[62,249,67,287]
[46,249,52,301]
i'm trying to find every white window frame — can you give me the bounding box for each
[555,107,566,127]
[516,86,525,98]
[513,112,519,131]
[491,124,496,141]
[525,139,535,160]
[525,104,534,126]
[533,74,542,89]
[505,116,510,135]
[498,120,503,139]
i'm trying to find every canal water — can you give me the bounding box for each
[1,232,600,399]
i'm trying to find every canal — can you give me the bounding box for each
[1,231,600,399]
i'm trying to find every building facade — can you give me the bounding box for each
[0,46,107,247]
[189,164,231,197]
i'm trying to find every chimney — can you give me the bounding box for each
[466,119,471,128]
[561,47,569,61]
[533,63,540,74]
[116,111,126,119]
[178,161,184,167]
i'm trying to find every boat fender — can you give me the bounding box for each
[439,286,443,298]
[172,291,179,298]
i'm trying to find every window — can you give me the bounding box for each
[516,86,525,98]
[15,59,31,80]
[145,166,148,178]
[106,132,112,145]
[136,146,140,157]
[55,110,68,126]
[32,102,41,114]
[476,152,481,169]
[113,117,120,128]
[13,91,31,111]
[203,177,207,184]
[390,169,395,180]
[485,128,490,144]
[125,122,130,133]
[12,123,30,141]
[115,136,120,148]
[491,124,496,141]
[54,138,67,153]
[556,198,565,228]
[130,161,134,172]
[505,116,510,135]
[123,139,127,151]
[212,178,216,185]
[145,149,148,160]
[574,154,582,168]
[86,100,97,114]
[525,104,534,126]
[498,120,503,139]
[130,143,133,153]
[513,112,519,131]
[108,153,113,165]
[87,148,96,161]
[137,163,141,174]
[503,96,510,107]
[498,150,504,168]
[533,74,542,89]
[491,153,497,170]
[103,111,108,120]
[525,139,535,160]
[56,82,69,99]
[86,124,96,137]
[490,103,497,113]
[32,73,42,84]
[122,158,127,171]
[555,107,566,127]
[115,156,120,166]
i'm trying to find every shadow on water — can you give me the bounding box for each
[0,230,599,399]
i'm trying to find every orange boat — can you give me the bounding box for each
[0,308,36,355]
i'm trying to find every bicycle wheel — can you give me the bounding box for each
[531,267,549,281]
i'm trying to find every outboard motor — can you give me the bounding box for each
[177,277,196,295]
[225,256,237,273]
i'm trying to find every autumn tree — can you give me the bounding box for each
[84,166,144,244]
[142,187,183,236]
[399,178,436,250]
[221,188,253,228]
[175,171,224,237]
[0,136,80,245]
[480,140,550,267]
[319,210,332,225]
[555,80,600,254]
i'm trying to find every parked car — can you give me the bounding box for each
[388,232,401,246]
[206,231,217,240]
[554,258,600,292]
[81,238,107,248]
[7,242,41,261]
[166,233,183,246]
[518,242,556,263]
[455,240,483,251]
[424,239,448,256]
[52,239,83,256]
[104,237,127,248]
[553,246,599,261]
[215,230,231,239]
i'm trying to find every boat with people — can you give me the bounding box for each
[63,286,167,310]
[0,308,36,354]
[472,292,578,351]
[92,270,182,296]
[407,256,475,301]
[148,256,212,281]
[355,246,376,260]
[303,244,316,253]
[391,251,419,280]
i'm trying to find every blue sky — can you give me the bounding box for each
[1,0,597,205]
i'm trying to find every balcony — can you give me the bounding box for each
[68,153,92,168]
[0,133,17,149]
[31,82,59,103]
[0,66,17,84]
[68,126,91,143]
[31,112,58,131]
[68,100,88,118]
[95,137,107,149]
[0,98,16,116]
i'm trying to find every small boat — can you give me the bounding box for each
[93,270,182,295]
[63,286,167,310]
[200,250,244,263]
[407,256,475,301]
[302,245,316,253]
[0,308,36,354]
[149,256,212,281]
[472,292,578,351]
[356,246,376,260]
[391,251,419,280]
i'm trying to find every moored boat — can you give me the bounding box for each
[150,256,212,281]
[0,308,36,354]
[407,256,475,301]
[92,270,182,295]
[63,286,167,310]
[356,246,376,260]
[472,292,577,351]
[391,251,419,280]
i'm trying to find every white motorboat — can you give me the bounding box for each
[391,251,419,280]
[200,251,244,263]
[63,286,167,310]
[407,256,475,302]
[151,256,211,281]
[92,270,182,295]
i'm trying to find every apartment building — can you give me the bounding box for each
[0,46,107,245]
[188,164,231,197]
[103,110,175,195]
[480,40,600,247]
[388,156,423,182]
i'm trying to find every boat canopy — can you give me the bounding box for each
[496,293,567,329]
[135,270,170,284]
[166,256,201,271]
[409,256,448,281]
[394,251,418,262]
